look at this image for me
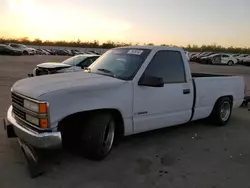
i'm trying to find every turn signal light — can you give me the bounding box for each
[39,103,47,114]
[40,118,48,128]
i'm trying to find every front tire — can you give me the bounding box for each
[209,97,232,126]
[23,51,29,55]
[81,112,115,160]
[228,60,233,66]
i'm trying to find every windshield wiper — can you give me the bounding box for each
[97,68,116,77]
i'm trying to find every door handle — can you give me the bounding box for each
[183,89,190,94]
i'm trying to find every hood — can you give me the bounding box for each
[12,72,125,99]
[37,62,71,69]
[12,48,22,52]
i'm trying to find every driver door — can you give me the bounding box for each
[133,50,193,133]
[221,54,229,64]
[212,54,222,64]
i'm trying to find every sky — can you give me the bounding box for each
[0,0,250,47]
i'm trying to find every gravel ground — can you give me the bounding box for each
[0,55,250,188]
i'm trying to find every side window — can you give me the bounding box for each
[11,44,17,48]
[143,51,186,83]
[222,55,229,58]
[80,58,95,68]
[214,55,221,58]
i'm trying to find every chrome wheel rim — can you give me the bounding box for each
[220,101,231,121]
[102,119,115,154]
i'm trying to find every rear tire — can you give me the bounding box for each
[209,97,232,126]
[81,112,115,160]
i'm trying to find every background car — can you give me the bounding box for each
[0,44,23,55]
[55,49,70,56]
[29,54,100,76]
[71,49,82,55]
[35,49,47,55]
[7,43,36,55]
[86,50,101,55]
[236,54,250,64]
[190,52,206,61]
[196,52,214,63]
[202,53,237,65]
[185,51,190,61]
[46,49,56,55]
[242,56,250,66]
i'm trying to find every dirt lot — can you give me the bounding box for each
[0,55,250,188]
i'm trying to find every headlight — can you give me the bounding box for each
[24,99,39,112]
[24,99,47,113]
[25,114,39,126]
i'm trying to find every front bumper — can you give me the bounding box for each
[5,106,62,149]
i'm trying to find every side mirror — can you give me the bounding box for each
[138,75,164,87]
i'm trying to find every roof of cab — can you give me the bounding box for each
[116,45,184,52]
[77,54,100,57]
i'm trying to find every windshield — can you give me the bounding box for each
[62,55,87,66]
[208,54,220,58]
[19,44,27,48]
[88,48,151,80]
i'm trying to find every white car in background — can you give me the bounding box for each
[236,54,249,63]
[242,56,250,66]
[239,55,250,63]
[185,51,190,61]
[7,43,36,55]
[29,54,100,76]
[203,53,238,65]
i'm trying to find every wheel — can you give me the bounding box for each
[209,97,232,126]
[227,61,233,66]
[23,51,29,55]
[81,112,115,160]
[211,58,215,64]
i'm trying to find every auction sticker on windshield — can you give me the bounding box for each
[127,49,143,55]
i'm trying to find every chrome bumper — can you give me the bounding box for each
[6,106,62,149]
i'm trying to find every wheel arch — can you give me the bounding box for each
[211,95,233,115]
[57,108,125,138]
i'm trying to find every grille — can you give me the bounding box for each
[13,105,25,119]
[12,92,24,107]
[11,92,40,130]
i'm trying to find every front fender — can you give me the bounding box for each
[39,82,134,134]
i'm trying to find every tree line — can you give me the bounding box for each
[1,37,250,54]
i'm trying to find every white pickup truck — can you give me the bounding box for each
[5,46,245,160]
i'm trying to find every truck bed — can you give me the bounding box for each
[191,74,245,121]
[192,73,229,77]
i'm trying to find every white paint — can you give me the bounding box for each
[192,76,244,120]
